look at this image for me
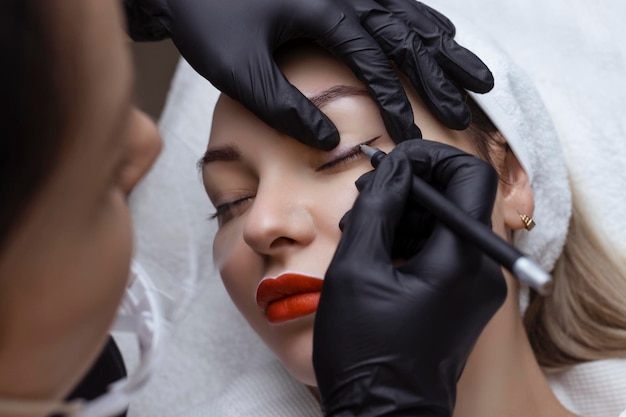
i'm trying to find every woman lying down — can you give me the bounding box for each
[190,28,626,417]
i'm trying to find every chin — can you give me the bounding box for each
[275,320,317,387]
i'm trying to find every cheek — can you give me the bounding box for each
[297,167,374,279]
[318,180,359,230]
[77,194,134,329]
[213,222,262,317]
[75,193,133,317]
[212,223,240,272]
[318,155,388,220]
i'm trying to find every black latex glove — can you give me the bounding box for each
[339,186,436,261]
[313,139,507,416]
[124,0,493,149]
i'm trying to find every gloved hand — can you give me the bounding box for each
[124,0,493,150]
[313,139,507,416]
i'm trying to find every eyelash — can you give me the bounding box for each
[209,196,254,225]
[316,147,367,172]
[208,137,379,224]
[317,135,381,171]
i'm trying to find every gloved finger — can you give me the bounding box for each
[338,209,351,232]
[435,36,494,94]
[400,175,484,282]
[391,140,499,279]
[396,140,498,223]
[353,164,435,258]
[331,151,413,268]
[338,169,378,231]
[159,0,351,149]
[354,169,376,192]
[337,207,430,241]
[203,52,341,150]
[412,2,494,93]
[356,1,471,129]
[408,1,455,35]
[378,0,494,94]
[316,14,422,142]
[391,206,435,260]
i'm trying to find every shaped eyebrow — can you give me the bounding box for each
[199,84,371,170]
[198,145,241,169]
[308,85,371,108]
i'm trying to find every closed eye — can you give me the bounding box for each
[208,196,254,226]
[316,148,363,171]
[316,136,381,172]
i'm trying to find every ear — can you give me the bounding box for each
[500,147,534,231]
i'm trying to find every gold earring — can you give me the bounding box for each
[519,213,536,231]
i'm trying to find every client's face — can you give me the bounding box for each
[202,45,504,386]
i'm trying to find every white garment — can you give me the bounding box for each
[426,0,626,252]
[183,361,321,417]
[183,360,626,417]
[126,57,276,417]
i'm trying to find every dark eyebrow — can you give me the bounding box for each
[198,85,370,170]
[198,145,241,170]
[309,85,371,108]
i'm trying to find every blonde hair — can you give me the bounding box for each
[466,97,626,368]
[524,189,626,368]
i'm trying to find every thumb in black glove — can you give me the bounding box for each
[124,0,492,149]
[339,168,436,260]
[313,139,507,416]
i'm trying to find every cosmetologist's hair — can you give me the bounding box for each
[0,1,70,251]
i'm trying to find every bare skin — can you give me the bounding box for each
[0,0,161,409]
[202,44,578,416]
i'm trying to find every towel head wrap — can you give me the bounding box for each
[456,17,572,272]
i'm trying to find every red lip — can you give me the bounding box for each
[256,273,324,324]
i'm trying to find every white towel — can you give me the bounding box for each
[125,60,275,416]
[182,360,321,417]
[427,0,626,253]
[460,19,572,273]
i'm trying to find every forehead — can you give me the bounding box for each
[211,42,475,155]
[276,43,365,98]
[210,44,367,142]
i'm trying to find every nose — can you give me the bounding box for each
[243,181,315,256]
[119,108,163,195]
